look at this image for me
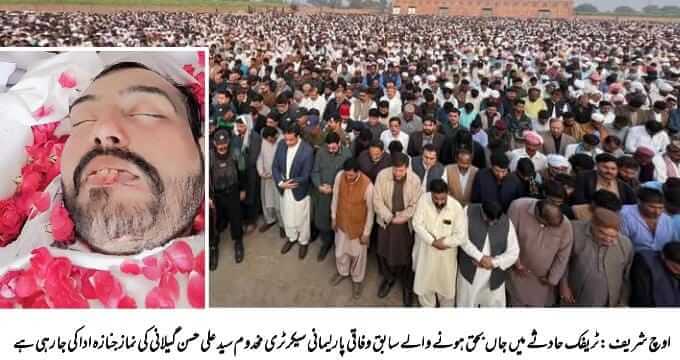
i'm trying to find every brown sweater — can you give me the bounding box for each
[336,173,371,240]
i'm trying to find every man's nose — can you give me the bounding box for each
[91,110,130,148]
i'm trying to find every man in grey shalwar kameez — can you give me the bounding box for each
[312,132,352,261]
[256,126,282,234]
[507,198,573,307]
[559,208,633,307]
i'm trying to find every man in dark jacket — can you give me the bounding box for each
[630,241,680,307]
[272,123,315,259]
[470,152,522,211]
[210,129,244,269]
[572,153,637,206]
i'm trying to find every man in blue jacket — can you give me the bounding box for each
[272,123,315,259]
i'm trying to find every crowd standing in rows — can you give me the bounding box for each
[12,9,675,307]
[206,13,680,307]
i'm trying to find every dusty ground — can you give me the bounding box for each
[209,222,404,307]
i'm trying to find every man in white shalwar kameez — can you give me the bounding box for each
[456,202,520,307]
[272,124,315,259]
[412,179,468,307]
[256,126,282,233]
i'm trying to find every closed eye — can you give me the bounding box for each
[72,119,96,127]
[130,113,167,119]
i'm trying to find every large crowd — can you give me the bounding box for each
[206,13,680,307]
[4,9,678,307]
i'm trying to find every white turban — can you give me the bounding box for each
[547,154,571,170]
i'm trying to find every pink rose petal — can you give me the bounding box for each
[33,105,54,119]
[93,271,124,308]
[193,251,205,276]
[118,296,137,309]
[14,273,39,298]
[29,247,53,278]
[159,273,179,300]
[142,256,157,268]
[50,203,75,243]
[44,257,89,308]
[120,260,141,275]
[58,71,77,89]
[165,241,194,273]
[142,265,161,281]
[79,271,97,300]
[145,286,175,309]
[33,191,51,213]
[187,272,205,309]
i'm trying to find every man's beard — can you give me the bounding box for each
[63,147,204,255]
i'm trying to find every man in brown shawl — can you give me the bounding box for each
[373,153,423,306]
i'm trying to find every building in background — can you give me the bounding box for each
[391,0,574,18]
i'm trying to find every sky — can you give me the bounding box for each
[574,0,679,11]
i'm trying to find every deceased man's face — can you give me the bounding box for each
[62,66,203,255]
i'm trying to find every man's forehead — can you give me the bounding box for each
[82,67,180,100]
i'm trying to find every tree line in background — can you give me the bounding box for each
[575,3,680,17]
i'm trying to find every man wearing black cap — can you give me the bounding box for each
[210,128,245,269]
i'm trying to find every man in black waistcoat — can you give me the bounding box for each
[456,201,519,307]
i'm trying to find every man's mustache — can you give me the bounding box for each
[73,147,164,198]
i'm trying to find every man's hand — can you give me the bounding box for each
[391,215,408,224]
[479,256,494,270]
[360,234,370,245]
[432,237,450,250]
[281,180,298,189]
[239,191,246,201]
[559,282,576,305]
[513,261,530,277]
[319,184,332,194]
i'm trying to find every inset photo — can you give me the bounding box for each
[0,49,207,309]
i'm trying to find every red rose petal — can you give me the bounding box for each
[165,241,194,273]
[142,265,161,281]
[0,270,21,300]
[32,105,54,119]
[58,71,77,89]
[142,256,157,268]
[79,271,97,300]
[29,247,53,278]
[159,252,177,275]
[183,64,195,76]
[0,299,15,308]
[50,203,75,243]
[14,273,39,298]
[187,272,205,309]
[144,286,175,309]
[192,211,204,233]
[159,273,179,300]
[120,260,141,275]
[118,296,137,309]
[33,192,51,213]
[44,257,89,308]
[93,271,124,308]
[24,295,49,308]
